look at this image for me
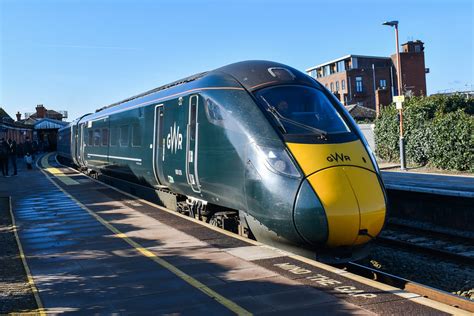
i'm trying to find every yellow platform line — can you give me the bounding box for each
[40,155,79,186]
[8,196,46,316]
[39,153,252,316]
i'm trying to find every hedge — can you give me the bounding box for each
[374,94,474,172]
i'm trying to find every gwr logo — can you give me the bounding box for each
[167,122,183,153]
[327,153,351,163]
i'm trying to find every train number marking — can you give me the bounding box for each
[167,122,183,154]
[273,262,377,298]
[327,153,351,163]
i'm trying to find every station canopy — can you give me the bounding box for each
[34,118,68,130]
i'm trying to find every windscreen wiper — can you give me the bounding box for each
[260,98,287,134]
[266,104,327,140]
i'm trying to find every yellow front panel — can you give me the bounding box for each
[307,168,360,247]
[286,140,374,176]
[344,167,386,245]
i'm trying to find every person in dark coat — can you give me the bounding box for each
[0,138,8,176]
[7,138,17,176]
[24,137,33,155]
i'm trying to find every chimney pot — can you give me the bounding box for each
[16,111,21,121]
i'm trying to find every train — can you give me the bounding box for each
[57,60,387,262]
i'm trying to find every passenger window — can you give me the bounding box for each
[132,124,141,147]
[120,125,129,147]
[110,127,118,146]
[102,129,109,146]
[88,130,93,146]
[94,129,101,146]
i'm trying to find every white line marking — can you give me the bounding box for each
[87,153,142,162]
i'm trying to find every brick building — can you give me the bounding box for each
[306,40,428,115]
[26,104,66,121]
[0,108,33,143]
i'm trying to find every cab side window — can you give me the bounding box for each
[205,99,224,125]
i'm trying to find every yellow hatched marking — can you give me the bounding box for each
[8,197,46,316]
[40,155,79,185]
[40,153,252,316]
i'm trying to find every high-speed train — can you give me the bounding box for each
[57,60,387,261]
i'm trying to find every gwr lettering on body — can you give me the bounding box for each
[166,122,183,153]
[327,152,351,163]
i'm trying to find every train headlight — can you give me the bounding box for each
[255,145,301,178]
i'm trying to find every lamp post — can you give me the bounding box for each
[383,20,406,170]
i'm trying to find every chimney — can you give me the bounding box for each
[36,104,46,118]
[16,112,21,121]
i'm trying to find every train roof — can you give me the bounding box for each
[84,60,319,121]
[213,60,319,92]
[95,72,208,113]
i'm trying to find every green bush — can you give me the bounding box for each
[375,94,473,171]
[430,110,473,171]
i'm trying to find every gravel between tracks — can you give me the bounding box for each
[0,197,37,313]
[356,244,474,300]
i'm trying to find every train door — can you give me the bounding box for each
[153,104,165,185]
[186,95,201,193]
[78,123,85,166]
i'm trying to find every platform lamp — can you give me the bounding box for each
[383,20,406,171]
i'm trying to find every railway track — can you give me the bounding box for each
[341,262,474,312]
[377,223,474,265]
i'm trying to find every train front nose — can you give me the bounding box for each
[289,141,386,248]
[303,166,385,247]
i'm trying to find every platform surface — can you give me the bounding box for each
[0,154,468,315]
[381,170,474,197]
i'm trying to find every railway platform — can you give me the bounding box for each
[381,170,474,198]
[0,153,470,315]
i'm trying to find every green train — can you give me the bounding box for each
[58,61,387,261]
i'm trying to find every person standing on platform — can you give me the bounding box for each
[7,138,18,176]
[24,152,33,170]
[24,137,33,162]
[0,138,8,176]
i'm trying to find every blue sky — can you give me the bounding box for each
[1,0,472,121]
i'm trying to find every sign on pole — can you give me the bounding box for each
[393,95,405,110]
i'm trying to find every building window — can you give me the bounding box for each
[341,79,346,90]
[351,58,358,69]
[415,45,421,53]
[330,82,334,91]
[335,81,339,91]
[101,128,109,146]
[355,77,363,92]
[120,125,129,147]
[337,60,345,72]
[132,124,141,147]
[323,65,331,77]
[379,79,387,88]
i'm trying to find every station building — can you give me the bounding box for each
[306,40,428,116]
[0,108,33,143]
[1,105,68,150]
